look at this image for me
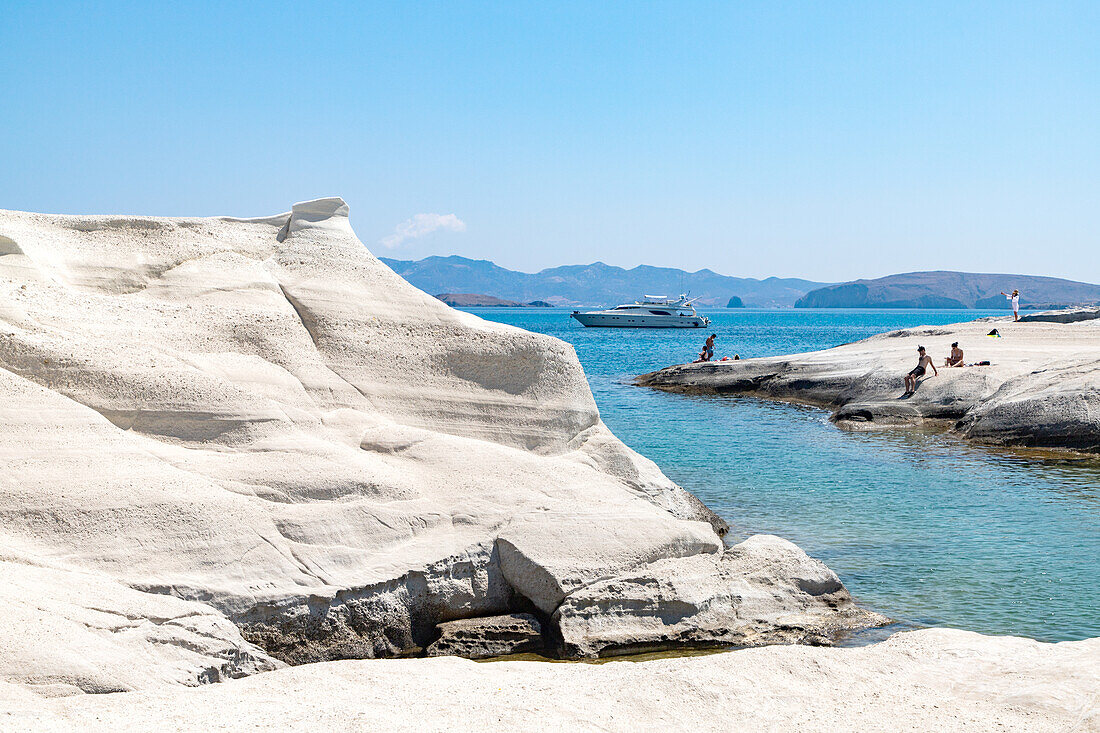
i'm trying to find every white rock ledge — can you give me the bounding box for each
[638,318,1100,452]
[6,629,1097,732]
[555,534,887,658]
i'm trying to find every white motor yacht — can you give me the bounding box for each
[570,295,710,328]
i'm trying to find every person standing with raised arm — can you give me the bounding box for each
[1001,289,1020,321]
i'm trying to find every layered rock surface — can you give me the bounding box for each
[639,318,1100,452]
[0,199,878,695]
[7,629,1097,732]
[1020,307,1100,324]
[425,613,544,659]
[555,535,885,658]
[0,552,279,696]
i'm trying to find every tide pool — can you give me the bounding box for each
[464,307,1100,642]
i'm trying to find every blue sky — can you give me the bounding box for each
[2,1,1097,281]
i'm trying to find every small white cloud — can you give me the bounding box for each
[380,213,466,249]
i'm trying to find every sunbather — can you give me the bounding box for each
[944,342,964,367]
[904,345,938,394]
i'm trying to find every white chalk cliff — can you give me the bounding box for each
[0,199,882,696]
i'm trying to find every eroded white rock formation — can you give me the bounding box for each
[639,319,1100,452]
[555,535,880,658]
[0,199,878,695]
[0,553,278,697]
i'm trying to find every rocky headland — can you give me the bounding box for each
[639,316,1100,453]
[795,270,1100,310]
[433,292,549,307]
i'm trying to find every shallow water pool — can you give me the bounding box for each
[465,307,1100,642]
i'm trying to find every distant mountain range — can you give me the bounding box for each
[380,256,829,308]
[795,271,1100,309]
[381,257,1100,311]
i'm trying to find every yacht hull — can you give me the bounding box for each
[571,312,708,328]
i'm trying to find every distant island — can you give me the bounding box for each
[795,271,1100,310]
[434,293,552,307]
[382,256,828,308]
[726,296,744,308]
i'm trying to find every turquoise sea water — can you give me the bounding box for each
[465,307,1100,642]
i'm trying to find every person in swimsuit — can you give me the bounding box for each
[695,333,717,363]
[904,345,938,394]
[1000,289,1020,321]
[944,342,964,367]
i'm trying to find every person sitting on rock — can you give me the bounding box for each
[944,342,964,367]
[904,345,937,394]
[694,333,717,363]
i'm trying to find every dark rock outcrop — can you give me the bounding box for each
[426,613,545,659]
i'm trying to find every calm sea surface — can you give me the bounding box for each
[464,307,1100,642]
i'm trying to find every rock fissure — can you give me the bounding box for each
[275,284,322,350]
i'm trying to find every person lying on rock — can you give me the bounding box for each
[944,342,964,367]
[904,345,937,394]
